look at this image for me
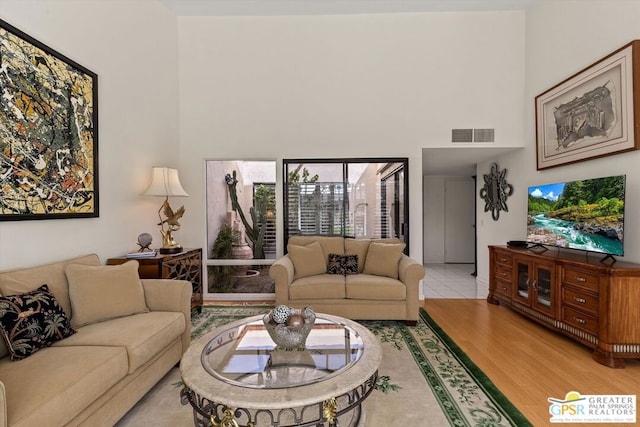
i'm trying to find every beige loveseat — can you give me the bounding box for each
[270,236,425,324]
[0,254,192,427]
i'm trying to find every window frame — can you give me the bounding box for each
[282,157,409,254]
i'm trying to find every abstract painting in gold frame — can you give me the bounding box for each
[0,19,98,220]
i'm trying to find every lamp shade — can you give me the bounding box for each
[143,167,189,197]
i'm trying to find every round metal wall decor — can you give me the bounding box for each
[479,163,513,221]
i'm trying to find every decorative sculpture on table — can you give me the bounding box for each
[479,163,513,221]
[143,167,189,254]
[263,305,316,349]
[136,233,153,252]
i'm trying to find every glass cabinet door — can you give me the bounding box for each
[533,263,554,314]
[516,261,530,302]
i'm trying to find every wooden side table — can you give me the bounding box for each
[107,248,203,315]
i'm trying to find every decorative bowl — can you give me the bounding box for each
[263,306,316,349]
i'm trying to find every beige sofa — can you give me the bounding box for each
[0,254,192,427]
[269,236,425,324]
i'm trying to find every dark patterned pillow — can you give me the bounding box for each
[0,284,75,361]
[342,254,359,275]
[327,253,343,274]
[327,254,359,275]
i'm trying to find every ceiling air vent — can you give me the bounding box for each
[474,128,495,143]
[451,129,473,143]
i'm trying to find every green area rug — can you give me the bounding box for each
[117,306,530,427]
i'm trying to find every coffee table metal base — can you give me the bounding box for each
[180,371,377,427]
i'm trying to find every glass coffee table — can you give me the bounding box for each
[180,313,381,427]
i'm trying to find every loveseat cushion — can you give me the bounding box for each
[65,261,149,328]
[53,311,185,373]
[344,239,371,273]
[287,241,327,280]
[362,242,406,279]
[288,236,345,260]
[0,345,127,426]
[289,274,346,299]
[0,284,75,360]
[346,274,407,300]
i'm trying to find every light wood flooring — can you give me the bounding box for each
[424,299,640,426]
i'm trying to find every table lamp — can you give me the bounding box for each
[143,167,189,254]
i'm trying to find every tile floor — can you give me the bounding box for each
[423,263,478,299]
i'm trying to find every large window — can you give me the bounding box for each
[205,160,277,297]
[283,158,409,253]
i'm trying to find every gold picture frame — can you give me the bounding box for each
[535,40,640,170]
[0,19,98,220]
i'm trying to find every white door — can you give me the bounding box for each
[444,178,475,263]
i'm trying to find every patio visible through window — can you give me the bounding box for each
[205,160,276,296]
[283,158,409,254]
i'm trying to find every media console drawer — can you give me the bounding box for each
[494,265,512,282]
[562,267,599,293]
[562,306,598,335]
[495,254,513,267]
[562,286,599,316]
[494,279,512,298]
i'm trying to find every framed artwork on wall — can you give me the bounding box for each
[0,19,98,221]
[535,40,640,170]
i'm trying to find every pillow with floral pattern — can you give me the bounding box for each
[326,254,359,275]
[0,284,75,361]
[342,254,359,275]
[327,253,343,274]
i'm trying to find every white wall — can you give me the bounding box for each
[0,0,179,268]
[476,0,640,288]
[176,11,526,265]
[0,4,529,276]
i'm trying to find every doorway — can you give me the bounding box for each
[444,178,475,263]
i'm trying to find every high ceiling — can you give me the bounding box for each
[159,0,531,176]
[156,0,535,16]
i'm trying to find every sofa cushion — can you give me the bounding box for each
[0,254,100,320]
[346,274,406,300]
[0,284,75,361]
[344,239,371,273]
[287,241,327,280]
[362,242,406,279]
[53,311,185,373]
[65,260,149,328]
[289,274,346,299]
[288,236,345,260]
[0,345,127,426]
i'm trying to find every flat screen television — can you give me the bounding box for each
[527,175,625,257]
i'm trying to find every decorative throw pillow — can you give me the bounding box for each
[287,241,327,280]
[344,239,371,273]
[65,260,148,328]
[342,254,359,275]
[362,242,406,279]
[326,254,358,275]
[0,284,75,361]
[327,253,343,275]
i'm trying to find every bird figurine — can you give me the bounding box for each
[156,198,186,251]
[159,200,185,230]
